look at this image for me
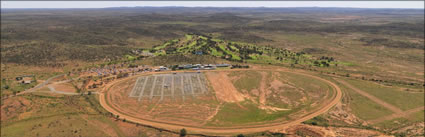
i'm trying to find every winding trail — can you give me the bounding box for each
[98,68,343,135]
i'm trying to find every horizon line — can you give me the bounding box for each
[2,6,424,9]
[2,1,424,9]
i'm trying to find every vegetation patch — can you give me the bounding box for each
[207,101,291,126]
[228,71,262,93]
[303,116,329,127]
[340,83,394,120]
[344,79,424,110]
[359,37,423,49]
[149,34,337,66]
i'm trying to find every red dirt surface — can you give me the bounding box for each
[204,71,245,103]
[1,96,31,121]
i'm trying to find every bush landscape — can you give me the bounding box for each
[1,7,424,137]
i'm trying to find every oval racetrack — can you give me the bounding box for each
[98,68,342,135]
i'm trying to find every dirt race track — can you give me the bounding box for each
[98,68,343,135]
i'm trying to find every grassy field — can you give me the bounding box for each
[410,110,425,123]
[301,75,423,136]
[279,72,331,93]
[207,100,292,126]
[1,94,110,137]
[2,114,116,137]
[338,81,394,120]
[344,78,424,111]
[206,70,335,127]
[277,72,332,109]
[374,110,424,130]
[228,71,262,93]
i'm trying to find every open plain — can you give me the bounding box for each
[1,6,423,137]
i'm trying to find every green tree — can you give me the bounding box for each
[180,128,187,137]
[171,65,178,71]
[3,85,9,89]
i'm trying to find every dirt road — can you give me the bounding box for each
[336,79,403,114]
[98,68,342,135]
[369,106,425,124]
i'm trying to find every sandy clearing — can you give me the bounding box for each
[258,71,267,105]
[52,83,76,93]
[205,71,245,103]
[257,71,289,112]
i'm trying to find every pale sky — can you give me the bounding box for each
[1,1,424,9]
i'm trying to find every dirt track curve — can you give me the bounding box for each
[98,68,343,135]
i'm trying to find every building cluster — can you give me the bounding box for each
[74,63,244,89]
[75,63,236,76]
[15,75,35,84]
[77,64,152,77]
[153,64,232,72]
[179,64,230,70]
[91,67,150,76]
